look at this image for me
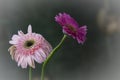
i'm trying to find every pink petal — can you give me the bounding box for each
[27,56,35,68]
[21,59,27,68]
[9,40,17,44]
[18,30,24,36]
[33,51,44,63]
[18,56,24,66]
[12,35,20,40]
[28,24,32,33]
[38,49,46,58]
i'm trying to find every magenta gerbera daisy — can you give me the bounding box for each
[55,13,87,44]
[8,25,52,68]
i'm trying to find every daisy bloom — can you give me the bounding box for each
[55,12,87,44]
[8,25,52,68]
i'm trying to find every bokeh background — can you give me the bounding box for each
[0,0,120,80]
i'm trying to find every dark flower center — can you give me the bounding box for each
[24,40,35,48]
[67,25,77,32]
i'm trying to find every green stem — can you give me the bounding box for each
[41,35,67,80]
[29,67,32,80]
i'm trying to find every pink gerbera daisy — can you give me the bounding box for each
[8,25,52,68]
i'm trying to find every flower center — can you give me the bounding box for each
[24,40,35,48]
[67,24,77,32]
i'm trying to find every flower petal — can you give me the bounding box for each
[55,12,79,28]
[27,56,35,68]
[76,25,87,44]
[21,58,27,68]
[38,49,46,58]
[18,55,24,66]
[18,30,24,36]
[8,46,16,59]
[9,40,17,45]
[28,24,32,33]
[33,51,44,63]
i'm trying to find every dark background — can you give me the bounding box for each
[0,0,120,80]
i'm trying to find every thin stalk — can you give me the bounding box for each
[41,35,67,80]
[29,67,32,80]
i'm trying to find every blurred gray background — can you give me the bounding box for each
[0,0,120,80]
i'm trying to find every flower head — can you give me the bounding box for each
[8,25,52,68]
[55,13,87,44]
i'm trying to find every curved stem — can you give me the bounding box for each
[29,67,32,80]
[41,35,67,80]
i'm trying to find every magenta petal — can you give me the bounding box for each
[55,12,79,28]
[76,26,87,44]
[63,26,76,39]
